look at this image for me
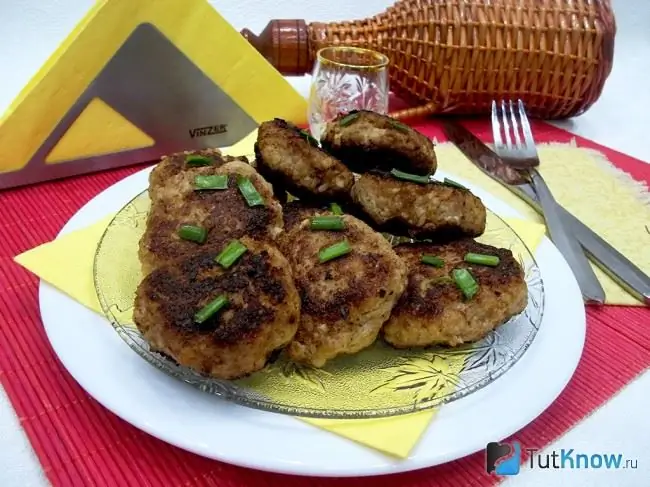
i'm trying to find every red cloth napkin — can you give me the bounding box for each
[0,119,648,487]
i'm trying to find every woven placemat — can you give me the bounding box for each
[1,120,649,487]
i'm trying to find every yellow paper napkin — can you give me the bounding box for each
[15,210,545,459]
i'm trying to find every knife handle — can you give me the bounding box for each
[529,169,607,304]
[514,184,650,305]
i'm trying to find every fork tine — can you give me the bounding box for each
[500,100,513,149]
[491,100,504,148]
[518,99,536,149]
[509,100,522,148]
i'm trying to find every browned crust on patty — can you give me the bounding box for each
[382,240,527,348]
[148,148,248,191]
[133,237,300,379]
[281,213,407,367]
[139,160,283,275]
[254,118,354,202]
[350,172,486,241]
[320,110,437,175]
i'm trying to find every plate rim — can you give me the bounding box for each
[38,165,586,477]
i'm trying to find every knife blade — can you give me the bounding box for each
[442,121,650,306]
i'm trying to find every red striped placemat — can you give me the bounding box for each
[1,119,648,487]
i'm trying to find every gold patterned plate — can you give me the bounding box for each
[94,190,544,419]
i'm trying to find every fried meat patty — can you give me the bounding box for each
[281,213,407,367]
[350,173,486,240]
[383,240,527,348]
[133,237,301,380]
[139,160,283,275]
[320,110,437,175]
[148,148,248,193]
[254,118,354,202]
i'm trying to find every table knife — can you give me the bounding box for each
[442,121,650,306]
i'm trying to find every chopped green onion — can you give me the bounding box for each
[443,177,467,190]
[390,168,430,184]
[421,255,444,267]
[194,174,228,190]
[453,268,479,300]
[339,112,360,127]
[299,129,319,147]
[178,224,207,244]
[310,216,345,231]
[236,176,264,207]
[318,240,352,263]
[464,252,500,267]
[215,240,248,268]
[330,202,343,215]
[185,154,212,167]
[194,295,229,324]
[388,119,410,133]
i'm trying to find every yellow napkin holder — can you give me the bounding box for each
[0,0,307,190]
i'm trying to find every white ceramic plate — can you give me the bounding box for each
[39,166,586,477]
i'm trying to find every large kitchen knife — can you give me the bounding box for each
[442,121,650,306]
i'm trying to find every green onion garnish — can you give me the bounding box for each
[330,202,343,215]
[421,255,444,267]
[388,119,410,133]
[194,174,228,190]
[339,112,360,127]
[194,295,229,324]
[215,240,248,269]
[310,216,345,231]
[299,129,319,147]
[185,154,212,167]
[464,252,500,267]
[318,240,352,263]
[178,224,207,244]
[453,268,479,300]
[390,168,430,184]
[236,176,264,207]
[443,178,467,190]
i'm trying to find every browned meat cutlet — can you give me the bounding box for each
[148,148,248,195]
[133,237,301,380]
[280,212,407,368]
[382,240,527,348]
[350,172,486,240]
[138,160,283,275]
[320,110,437,175]
[254,118,354,202]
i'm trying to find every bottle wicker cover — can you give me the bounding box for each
[242,0,616,119]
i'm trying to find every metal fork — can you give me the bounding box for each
[491,99,606,304]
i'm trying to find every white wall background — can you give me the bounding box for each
[1,0,649,160]
[0,1,649,487]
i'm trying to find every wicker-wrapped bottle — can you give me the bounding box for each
[241,0,616,120]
